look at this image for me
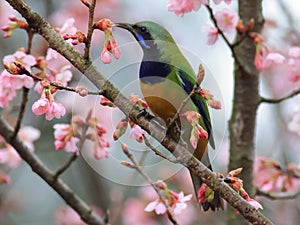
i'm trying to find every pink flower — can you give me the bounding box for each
[213,0,232,4]
[203,24,219,45]
[288,46,300,58]
[214,8,239,34]
[18,126,41,151]
[3,50,36,72]
[55,65,72,86]
[183,110,201,124]
[207,98,222,109]
[168,0,208,17]
[145,190,192,216]
[197,183,215,204]
[58,18,77,36]
[93,137,110,159]
[100,48,112,64]
[261,52,285,69]
[54,124,80,154]
[45,100,66,120]
[129,93,148,109]
[32,98,50,115]
[129,124,146,143]
[0,145,21,168]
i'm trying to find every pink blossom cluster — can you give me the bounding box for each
[254,157,300,192]
[144,180,192,216]
[168,0,232,17]
[0,50,35,107]
[0,126,40,183]
[204,8,239,45]
[94,18,121,64]
[113,93,147,142]
[183,110,208,149]
[199,89,222,109]
[1,15,28,38]
[54,114,110,159]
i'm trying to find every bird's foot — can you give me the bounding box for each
[137,108,154,120]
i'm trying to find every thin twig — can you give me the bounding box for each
[84,0,96,58]
[121,144,179,225]
[22,69,101,95]
[259,89,300,104]
[11,88,29,140]
[168,84,198,129]
[205,5,254,76]
[144,137,178,164]
[256,188,300,200]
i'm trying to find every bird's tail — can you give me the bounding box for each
[190,165,223,211]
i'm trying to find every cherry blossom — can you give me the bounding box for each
[167,0,208,17]
[129,124,146,143]
[32,97,50,115]
[214,8,239,34]
[129,93,148,109]
[203,24,219,45]
[199,89,222,109]
[54,124,80,154]
[45,100,66,121]
[3,50,36,72]
[18,126,41,151]
[145,181,192,216]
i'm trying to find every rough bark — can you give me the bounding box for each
[228,1,264,224]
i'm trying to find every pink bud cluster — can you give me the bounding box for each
[94,18,121,64]
[1,15,28,38]
[183,111,209,149]
[254,157,300,192]
[198,89,222,110]
[63,30,86,45]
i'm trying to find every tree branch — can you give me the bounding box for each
[256,188,300,200]
[0,116,106,225]
[259,89,300,104]
[5,0,274,224]
[84,0,96,58]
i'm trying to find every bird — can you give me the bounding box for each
[115,21,222,211]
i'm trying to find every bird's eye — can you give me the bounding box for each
[140,26,147,32]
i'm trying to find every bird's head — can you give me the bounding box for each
[114,21,175,50]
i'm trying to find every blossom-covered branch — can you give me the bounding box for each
[5,0,274,224]
[0,116,106,225]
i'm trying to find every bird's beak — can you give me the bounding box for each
[113,22,134,32]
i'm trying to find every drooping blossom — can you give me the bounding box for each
[94,18,121,64]
[145,180,192,216]
[199,89,222,109]
[203,24,219,45]
[214,8,239,34]
[87,117,110,159]
[167,0,208,17]
[18,126,41,151]
[32,81,66,121]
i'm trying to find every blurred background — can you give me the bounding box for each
[0,0,300,224]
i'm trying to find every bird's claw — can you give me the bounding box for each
[137,108,154,120]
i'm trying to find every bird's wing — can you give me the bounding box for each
[176,68,215,149]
